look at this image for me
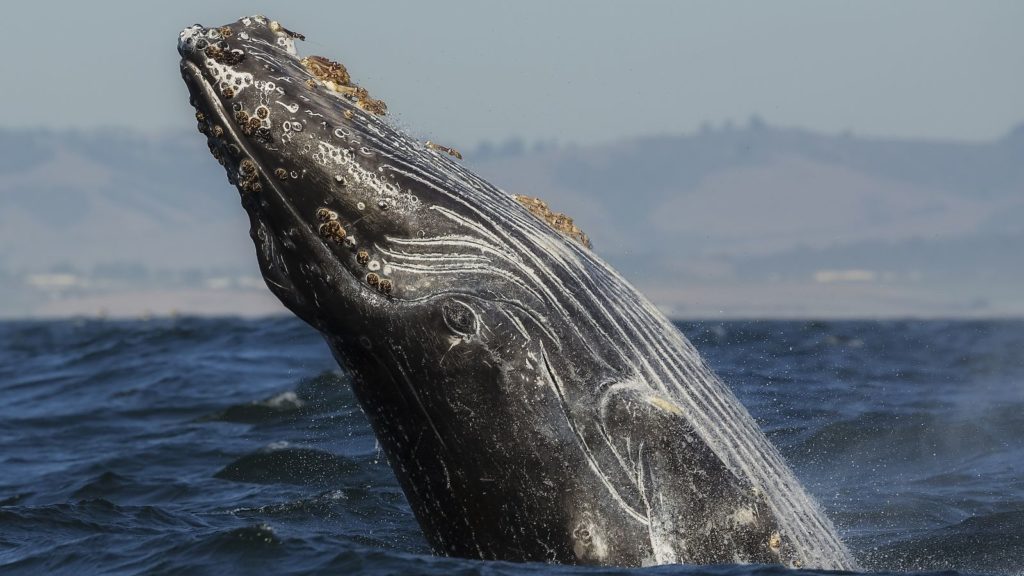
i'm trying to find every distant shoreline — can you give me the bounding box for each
[3,123,1022,321]
[3,287,1020,322]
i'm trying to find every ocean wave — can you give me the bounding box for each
[214,445,364,486]
[1,318,1021,574]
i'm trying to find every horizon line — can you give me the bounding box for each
[1,117,1021,150]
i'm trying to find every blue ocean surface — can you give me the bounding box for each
[0,318,1021,575]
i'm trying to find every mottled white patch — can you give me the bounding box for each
[729,506,757,527]
[571,518,609,563]
[276,35,297,56]
[204,58,254,95]
[177,25,203,54]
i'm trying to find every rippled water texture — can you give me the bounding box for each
[1,318,1021,575]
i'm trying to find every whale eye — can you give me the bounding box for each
[442,299,478,336]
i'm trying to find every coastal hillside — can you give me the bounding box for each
[1,122,1021,317]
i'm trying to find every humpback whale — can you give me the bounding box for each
[177,16,857,569]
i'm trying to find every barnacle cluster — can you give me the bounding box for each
[301,55,388,115]
[514,195,592,249]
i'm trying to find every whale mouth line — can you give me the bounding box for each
[180,58,356,298]
[180,58,302,227]
[180,61,265,180]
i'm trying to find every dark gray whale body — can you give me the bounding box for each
[178,16,856,569]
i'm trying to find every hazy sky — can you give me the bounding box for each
[3,1,1021,146]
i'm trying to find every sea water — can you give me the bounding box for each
[1,318,1021,575]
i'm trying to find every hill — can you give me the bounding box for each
[1,121,1021,318]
